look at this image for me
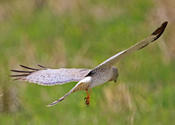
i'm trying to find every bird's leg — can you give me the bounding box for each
[84,88,92,107]
[84,90,89,106]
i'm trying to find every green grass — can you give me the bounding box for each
[0,0,174,125]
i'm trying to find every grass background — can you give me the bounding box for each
[0,0,175,125]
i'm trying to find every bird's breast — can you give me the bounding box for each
[89,67,113,88]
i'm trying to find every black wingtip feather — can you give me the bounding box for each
[20,65,39,71]
[151,21,168,41]
[13,78,23,81]
[38,64,48,69]
[10,70,33,73]
[10,64,46,80]
[9,74,29,77]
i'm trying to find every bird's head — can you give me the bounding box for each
[110,66,119,83]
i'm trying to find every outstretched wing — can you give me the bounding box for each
[91,21,168,71]
[10,64,91,86]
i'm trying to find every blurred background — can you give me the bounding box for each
[0,0,175,125]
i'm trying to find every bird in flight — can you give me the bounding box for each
[10,21,168,107]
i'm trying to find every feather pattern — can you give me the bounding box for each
[10,65,91,86]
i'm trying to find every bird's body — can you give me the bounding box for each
[72,66,117,91]
[89,66,114,88]
[10,22,168,107]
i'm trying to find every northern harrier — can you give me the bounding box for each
[10,21,168,107]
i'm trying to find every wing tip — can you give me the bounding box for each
[151,21,168,41]
[19,65,39,71]
[37,64,48,69]
[10,64,47,81]
[47,97,65,107]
